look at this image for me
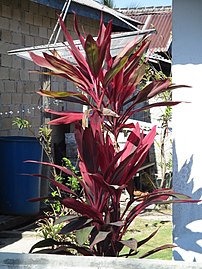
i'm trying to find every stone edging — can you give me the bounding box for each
[0,253,202,269]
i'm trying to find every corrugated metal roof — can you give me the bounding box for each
[8,28,155,62]
[117,6,172,52]
[31,0,143,31]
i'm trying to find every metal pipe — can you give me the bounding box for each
[54,0,72,45]
[48,0,72,45]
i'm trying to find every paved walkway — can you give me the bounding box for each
[0,214,41,253]
[0,230,42,253]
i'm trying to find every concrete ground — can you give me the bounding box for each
[0,230,42,253]
[0,214,42,254]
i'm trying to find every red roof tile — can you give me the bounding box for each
[118,6,172,53]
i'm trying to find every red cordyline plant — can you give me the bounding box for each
[29,15,194,257]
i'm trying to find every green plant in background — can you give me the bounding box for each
[140,63,173,189]
[62,157,81,193]
[12,117,53,162]
[35,212,68,241]
[35,157,81,248]
[100,0,114,8]
[12,117,31,130]
[35,158,81,245]
[38,126,52,161]
[151,69,173,188]
[46,157,81,215]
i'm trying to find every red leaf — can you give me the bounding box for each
[40,176,79,198]
[132,101,181,114]
[121,101,181,125]
[82,127,99,173]
[104,56,128,87]
[113,35,143,66]
[74,14,85,48]
[62,198,103,223]
[43,53,91,90]
[90,110,103,136]
[58,15,89,73]
[139,244,174,259]
[103,149,125,182]
[59,216,89,234]
[137,228,159,248]
[44,110,83,125]
[120,123,141,162]
[124,40,150,78]
[125,79,171,106]
[29,52,58,71]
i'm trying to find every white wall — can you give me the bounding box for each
[172,0,202,261]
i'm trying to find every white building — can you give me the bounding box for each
[172,0,202,261]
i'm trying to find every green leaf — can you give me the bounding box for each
[85,35,100,77]
[76,226,94,246]
[39,89,89,103]
[38,90,89,106]
[104,56,128,86]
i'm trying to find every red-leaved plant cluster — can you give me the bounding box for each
[28,15,193,257]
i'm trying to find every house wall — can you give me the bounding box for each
[172,0,202,261]
[0,0,99,137]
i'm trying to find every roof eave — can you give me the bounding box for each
[30,0,143,31]
[8,28,156,62]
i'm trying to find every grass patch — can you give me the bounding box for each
[122,210,172,260]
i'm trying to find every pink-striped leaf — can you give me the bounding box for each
[113,35,143,66]
[44,111,83,125]
[58,16,89,73]
[43,53,91,89]
[29,52,58,72]
[124,79,171,106]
